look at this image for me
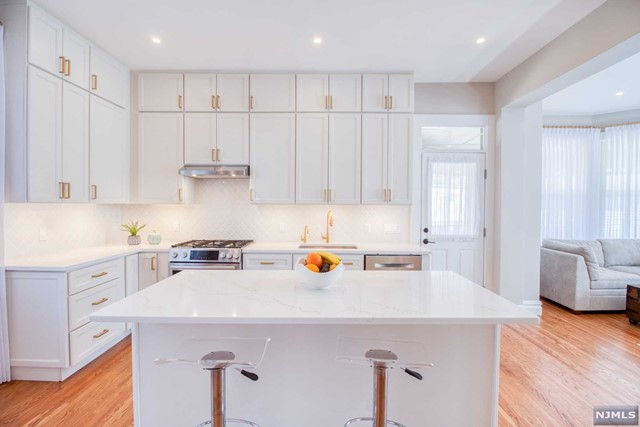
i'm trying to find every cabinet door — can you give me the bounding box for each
[138,73,183,112]
[388,75,414,113]
[125,254,139,296]
[156,252,170,281]
[329,74,362,112]
[138,253,159,291]
[249,74,296,112]
[296,114,329,204]
[184,74,216,112]
[61,82,90,203]
[184,114,216,165]
[62,28,91,90]
[387,115,412,205]
[361,114,388,204]
[90,95,129,203]
[28,5,63,76]
[27,66,62,202]
[249,114,295,203]
[328,114,361,204]
[217,113,249,165]
[90,47,129,108]
[362,74,389,112]
[296,74,329,112]
[217,74,249,112]
[138,113,185,203]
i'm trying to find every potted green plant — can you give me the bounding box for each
[121,220,146,245]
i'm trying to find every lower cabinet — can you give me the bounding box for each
[6,257,129,381]
[138,252,170,290]
[338,254,364,270]
[243,253,294,270]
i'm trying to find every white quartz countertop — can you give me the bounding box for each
[4,244,175,272]
[91,270,538,325]
[243,241,428,254]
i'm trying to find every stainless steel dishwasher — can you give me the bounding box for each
[364,255,422,271]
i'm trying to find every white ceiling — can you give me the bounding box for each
[543,51,640,116]
[34,0,605,82]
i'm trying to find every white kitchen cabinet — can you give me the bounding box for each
[185,113,216,165]
[90,46,129,108]
[329,74,362,112]
[125,254,139,296]
[138,73,184,112]
[249,114,295,203]
[217,74,250,112]
[184,73,216,112]
[297,74,329,112]
[138,252,169,290]
[363,74,414,113]
[243,253,294,270]
[339,254,365,270]
[296,114,329,203]
[249,74,296,112]
[61,82,90,203]
[362,114,412,205]
[27,4,63,76]
[184,113,249,165]
[90,95,129,203]
[62,28,91,89]
[328,114,361,204]
[138,113,186,204]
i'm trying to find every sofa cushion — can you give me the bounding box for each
[607,265,640,276]
[542,239,601,280]
[590,268,640,290]
[560,240,605,267]
[598,239,640,267]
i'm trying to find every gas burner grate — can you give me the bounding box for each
[172,240,254,249]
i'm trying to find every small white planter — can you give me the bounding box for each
[128,235,141,246]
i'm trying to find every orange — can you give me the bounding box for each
[306,253,323,268]
[306,263,320,273]
[329,264,337,271]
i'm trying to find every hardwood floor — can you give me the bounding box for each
[1,300,639,426]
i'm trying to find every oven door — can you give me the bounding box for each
[170,262,241,275]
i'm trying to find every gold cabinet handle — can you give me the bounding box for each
[343,262,354,266]
[91,297,109,306]
[93,329,109,339]
[66,182,71,199]
[259,261,275,265]
[151,256,156,271]
[211,148,216,162]
[384,96,388,110]
[216,148,221,162]
[211,95,216,110]
[59,182,65,199]
[389,96,393,110]
[64,59,71,77]
[388,188,392,202]
[250,95,254,110]
[178,188,184,202]
[91,74,98,90]
[325,95,328,110]
[91,271,108,279]
[91,184,97,200]
[383,188,388,202]
[178,95,182,109]
[59,56,65,74]
[329,188,332,202]
[216,95,220,109]
[330,95,333,110]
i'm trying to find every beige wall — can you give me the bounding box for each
[415,83,494,115]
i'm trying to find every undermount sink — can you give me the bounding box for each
[298,244,358,250]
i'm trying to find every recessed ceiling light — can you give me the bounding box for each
[616,91,624,97]
[476,37,486,45]
[151,37,162,44]
[313,37,323,45]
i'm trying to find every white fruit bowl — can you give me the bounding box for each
[294,257,345,290]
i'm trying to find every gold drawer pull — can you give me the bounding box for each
[65,59,71,76]
[91,297,109,306]
[178,95,182,109]
[343,262,354,266]
[250,95,254,110]
[91,271,108,279]
[259,261,275,265]
[91,74,98,91]
[93,329,109,339]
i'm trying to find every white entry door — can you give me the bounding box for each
[422,153,486,285]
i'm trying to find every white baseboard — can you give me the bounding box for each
[520,300,542,316]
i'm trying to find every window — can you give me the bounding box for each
[422,127,484,151]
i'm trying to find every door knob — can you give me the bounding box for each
[423,238,436,244]
[423,227,429,233]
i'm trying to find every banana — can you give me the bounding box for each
[316,251,341,265]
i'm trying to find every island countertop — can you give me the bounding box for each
[92,270,538,325]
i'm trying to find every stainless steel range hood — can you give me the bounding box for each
[178,165,250,179]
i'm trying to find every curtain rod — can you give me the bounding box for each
[543,121,640,129]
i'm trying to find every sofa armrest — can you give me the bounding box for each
[540,248,591,310]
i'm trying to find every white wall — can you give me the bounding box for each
[415,83,494,115]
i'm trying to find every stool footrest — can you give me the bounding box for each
[344,417,407,427]
[196,419,260,427]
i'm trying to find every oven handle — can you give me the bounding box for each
[170,263,240,272]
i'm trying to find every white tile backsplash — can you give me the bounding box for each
[4,179,412,259]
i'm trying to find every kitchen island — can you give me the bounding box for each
[92,270,537,427]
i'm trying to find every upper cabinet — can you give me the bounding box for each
[184,74,216,112]
[62,28,91,89]
[138,73,184,112]
[249,74,296,112]
[296,74,362,112]
[362,74,414,113]
[28,5,63,76]
[296,74,329,112]
[90,46,129,108]
[329,74,362,112]
[183,74,250,112]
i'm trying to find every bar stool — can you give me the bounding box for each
[155,337,270,427]
[336,336,434,427]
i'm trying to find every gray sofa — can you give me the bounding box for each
[540,239,640,311]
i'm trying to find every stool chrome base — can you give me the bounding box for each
[197,419,260,427]
[344,417,406,427]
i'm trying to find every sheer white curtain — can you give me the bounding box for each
[0,23,9,383]
[425,154,482,240]
[601,124,640,238]
[541,127,601,240]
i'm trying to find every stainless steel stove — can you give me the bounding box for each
[169,240,253,274]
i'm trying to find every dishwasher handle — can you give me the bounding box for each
[365,255,422,271]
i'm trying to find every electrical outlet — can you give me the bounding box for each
[39,227,47,241]
[172,221,181,232]
[384,224,400,234]
[365,223,372,233]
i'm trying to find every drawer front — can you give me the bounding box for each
[69,320,126,366]
[68,278,125,331]
[68,258,124,295]
[340,254,364,271]
[243,254,293,270]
